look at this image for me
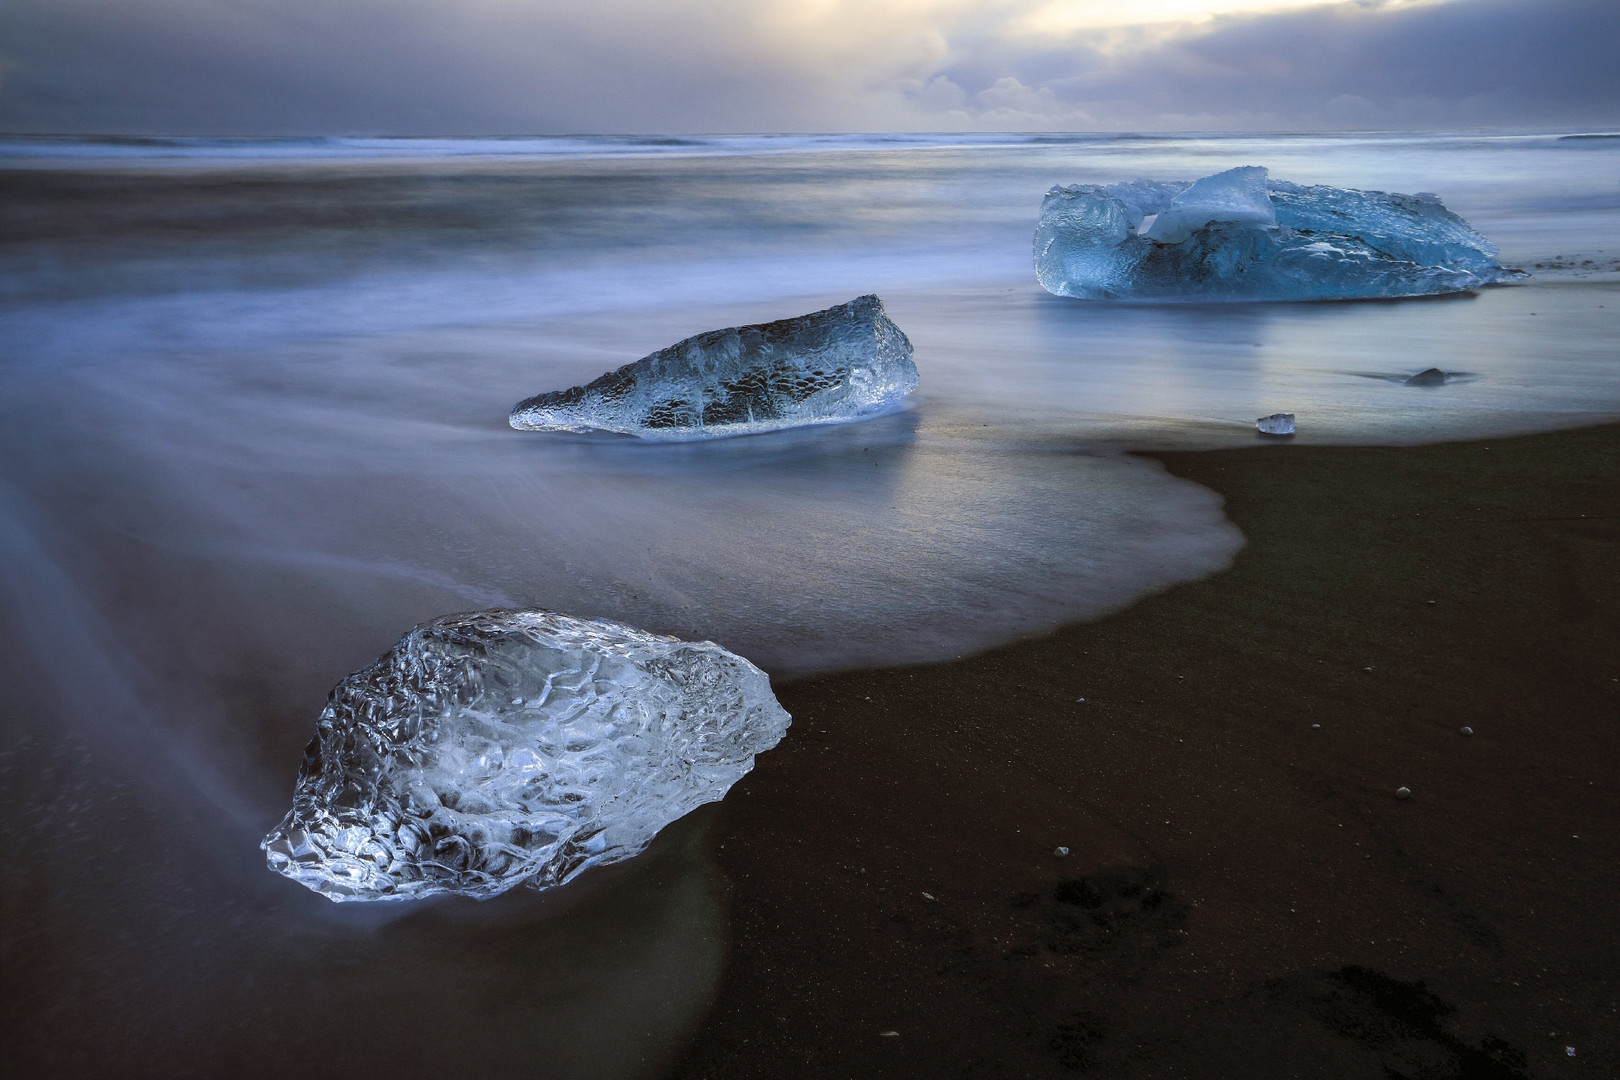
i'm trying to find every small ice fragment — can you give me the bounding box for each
[1035,166,1516,301]
[1405,367,1449,386]
[262,609,791,902]
[1257,413,1296,436]
[510,294,918,440]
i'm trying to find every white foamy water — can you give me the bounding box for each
[2,130,1616,1077]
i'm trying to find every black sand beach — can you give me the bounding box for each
[3,134,1618,1080]
[675,423,1620,1079]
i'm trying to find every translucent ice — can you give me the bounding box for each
[1035,166,1518,301]
[1143,166,1275,244]
[262,610,790,902]
[1256,413,1296,436]
[510,294,918,439]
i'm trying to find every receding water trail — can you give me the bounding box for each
[0,479,263,843]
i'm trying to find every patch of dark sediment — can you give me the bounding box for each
[674,422,1620,1079]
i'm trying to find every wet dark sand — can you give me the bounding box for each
[674,423,1620,1079]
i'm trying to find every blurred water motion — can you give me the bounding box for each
[2,131,1617,1077]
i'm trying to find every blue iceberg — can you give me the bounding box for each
[511,294,918,439]
[1034,166,1520,301]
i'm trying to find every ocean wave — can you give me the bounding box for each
[0,131,1256,164]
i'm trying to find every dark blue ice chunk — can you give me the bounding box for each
[1035,166,1519,301]
[511,294,917,440]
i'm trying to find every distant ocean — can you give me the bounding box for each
[1,130,1616,1076]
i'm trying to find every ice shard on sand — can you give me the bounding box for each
[510,294,918,439]
[263,610,791,902]
[1034,166,1518,301]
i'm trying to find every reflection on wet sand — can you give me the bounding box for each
[3,713,726,1078]
[1,484,727,1078]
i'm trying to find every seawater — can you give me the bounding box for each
[2,131,1616,1077]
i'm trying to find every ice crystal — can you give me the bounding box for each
[263,610,790,901]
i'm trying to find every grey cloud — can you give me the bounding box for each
[0,0,851,134]
[0,0,1614,134]
[925,0,1620,129]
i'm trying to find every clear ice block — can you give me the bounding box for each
[510,294,918,439]
[1256,413,1296,436]
[262,610,791,902]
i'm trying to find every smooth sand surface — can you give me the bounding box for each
[674,423,1619,1079]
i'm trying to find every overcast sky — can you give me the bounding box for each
[2,0,1615,134]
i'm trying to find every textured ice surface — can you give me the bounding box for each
[262,610,790,902]
[510,294,918,439]
[1035,166,1518,301]
[1257,413,1296,436]
[1143,166,1275,244]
